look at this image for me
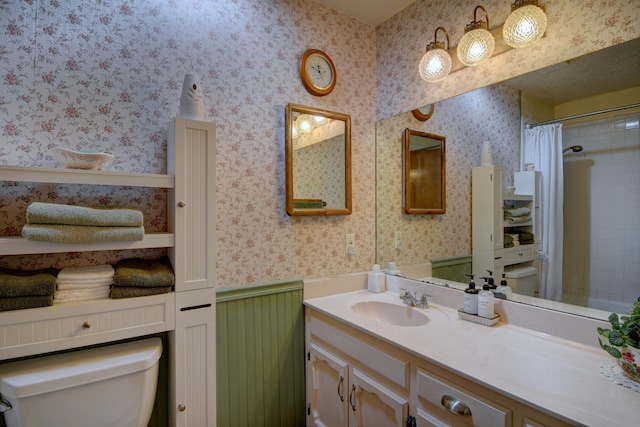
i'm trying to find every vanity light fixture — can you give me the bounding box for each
[456,5,495,67]
[312,115,329,127]
[296,114,314,134]
[419,27,452,82]
[291,122,300,139]
[503,0,547,48]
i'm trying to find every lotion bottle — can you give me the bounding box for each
[478,283,495,318]
[367,264,386,293]
[463,274,479,315]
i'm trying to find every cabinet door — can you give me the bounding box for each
[168,117,216,292]
[350,367,409,427]
[170,289,216,427]
[308,342,349,427]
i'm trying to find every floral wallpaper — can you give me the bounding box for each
[0,0,638,288]
[376,84,520,269]
[0,0,376,286]
[376,0,640,120]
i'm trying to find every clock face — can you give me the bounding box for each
[300,49,336,96]
[305,53,334,89]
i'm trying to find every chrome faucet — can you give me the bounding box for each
[399,288,429,308]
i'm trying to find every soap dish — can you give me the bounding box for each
[457,309,500,327]
[52,147,114,171]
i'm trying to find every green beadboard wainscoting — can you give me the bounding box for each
[430,254,472,284]
[217,279,305,427]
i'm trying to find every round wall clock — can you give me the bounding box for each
[411,104,435,121]
[299,49,336,96]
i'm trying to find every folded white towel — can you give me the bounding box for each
[54,287,111,304]
[57,278,113,290]
[57,265,114,282]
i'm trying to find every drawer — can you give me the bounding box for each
[0,293,175,361]
[498,245,535,266]
[417,368,512,427]
[309,315,409,389]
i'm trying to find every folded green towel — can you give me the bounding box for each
[22,224,144,244]
[0,267,57,297]
[113,257,175,288]
[505,215,531,224]
[110,286,172,299]
[26,202,143,227]
[0,295,53,312]
[515,230,535,241]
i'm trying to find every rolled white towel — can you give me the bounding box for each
[57,265,114,282]
[54,287,111,304]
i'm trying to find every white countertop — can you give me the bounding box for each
[304,287,640,427]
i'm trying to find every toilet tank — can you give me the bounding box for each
[0,337,162,427]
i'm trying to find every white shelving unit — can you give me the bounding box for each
[472,166,541,280]
[0,117,216,426]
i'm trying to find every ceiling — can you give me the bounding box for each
[312,0,415,27]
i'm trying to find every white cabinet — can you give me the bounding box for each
[0,117,217,427]
[306,308,572,427]
[472,166,541,280]
[306,314,409,427]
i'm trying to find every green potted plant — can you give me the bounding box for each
[597,296,640,382]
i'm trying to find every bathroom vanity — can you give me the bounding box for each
[304,278,640,426]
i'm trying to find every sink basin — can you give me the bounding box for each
[351,301,429,327]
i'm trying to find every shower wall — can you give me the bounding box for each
[562,112,640,313]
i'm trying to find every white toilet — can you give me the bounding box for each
[0,337,162,427]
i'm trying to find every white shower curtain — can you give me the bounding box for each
[523,124,563,301]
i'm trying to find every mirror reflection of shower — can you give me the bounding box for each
[562,145,583,154]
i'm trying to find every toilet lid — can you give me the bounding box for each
[0,337,162,399]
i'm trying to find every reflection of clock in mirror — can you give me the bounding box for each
[411,104,435,121]
[299,49,336,96]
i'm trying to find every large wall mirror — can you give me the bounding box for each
[404,129,445,214]
[285,103,352,216]
[376,37,640,320]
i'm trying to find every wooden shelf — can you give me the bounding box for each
[0,165,174,188]
[0,233,174,255]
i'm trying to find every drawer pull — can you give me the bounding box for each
[178,403,186,412]
[337,376,344,401]
[349,384,356,411]
[81,321,91,329]
[178,201,186,207]
[441,395,472,416]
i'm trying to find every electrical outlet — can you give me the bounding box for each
[346,233,356,254]
[394,231,404,249]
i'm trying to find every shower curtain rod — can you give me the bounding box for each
[526,103,640,128]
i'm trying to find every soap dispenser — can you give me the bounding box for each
[494,272,513,300]
[463,274,479,315]
[367,264,386,293]
[478,282,495,318]
[486,270,498,292]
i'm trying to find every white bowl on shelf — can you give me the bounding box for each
[52,147,114,171]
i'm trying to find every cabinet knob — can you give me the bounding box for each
[178,404,186,412]
[178,201,186,208]
[81,321,91,329]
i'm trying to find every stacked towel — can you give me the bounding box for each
[504,206,531,224]
[21,202,144,244]
[504,233,520,248]
[514,230,535,245]
[54,265,114,304]
[111,257,174,299]
[0,267,57,311]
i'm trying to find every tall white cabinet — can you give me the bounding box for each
[0,117,216,427]
[472,166,541,280]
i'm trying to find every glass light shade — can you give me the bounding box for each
[291,122,299,139]
[419,48,452,82]
[503,4,547,48]
[457,28,495,66]
[296,114,314,133]
[312,115,328,126]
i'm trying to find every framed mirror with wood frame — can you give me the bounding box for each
[285,103,352,216]
[403,129,446,214]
